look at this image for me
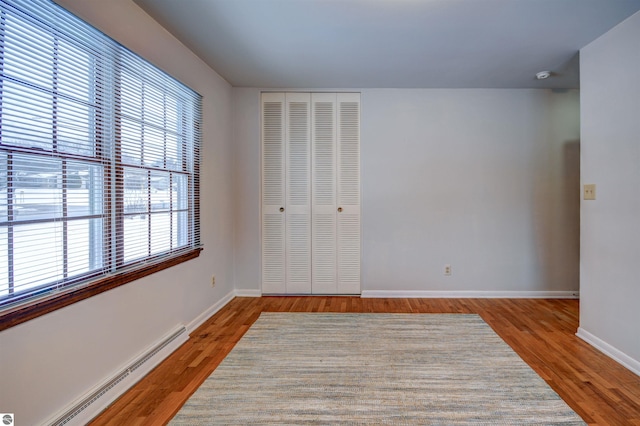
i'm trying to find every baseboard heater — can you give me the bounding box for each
[50,326,187,426]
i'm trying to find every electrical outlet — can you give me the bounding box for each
[211,275,216,287]
[584,184,596,200]
[444,264,452,276]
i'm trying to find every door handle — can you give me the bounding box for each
[279,207,284,212]
[337,207,343,212]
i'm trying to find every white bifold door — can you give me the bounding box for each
[261,92,360,295]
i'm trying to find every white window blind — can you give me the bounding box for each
[0,0,202,312]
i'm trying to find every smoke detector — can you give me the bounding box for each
[536,71,551,80]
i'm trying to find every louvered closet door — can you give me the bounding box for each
[262,92,358,295]
[285,93,312,293]
[311,93,337,294]
[336,93,361,294]
[261,93,286,293]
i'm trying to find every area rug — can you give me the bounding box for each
[170,313,585,425]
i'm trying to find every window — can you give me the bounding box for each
[0,0,202,328]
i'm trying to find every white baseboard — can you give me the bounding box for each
[577,327,640,377]
[361,290,580,299]
[234,289,262,297]
[187,290,236,333]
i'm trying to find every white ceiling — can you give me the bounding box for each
[134,0,640,89]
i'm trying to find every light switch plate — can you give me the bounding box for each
[584,184,596,200]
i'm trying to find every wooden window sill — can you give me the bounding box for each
[0,248,202,332]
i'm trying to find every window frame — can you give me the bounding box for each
[0,0,202,332]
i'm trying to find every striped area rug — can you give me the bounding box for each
[170,313,585,425]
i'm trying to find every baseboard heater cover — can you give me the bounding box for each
[50,326,187,426]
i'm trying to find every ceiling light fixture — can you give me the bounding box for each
[536,71,551,80]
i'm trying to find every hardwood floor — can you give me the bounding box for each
[89,297,640,425]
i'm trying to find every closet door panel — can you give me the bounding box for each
[337,213,360,294]
[336,93,361,294]
[261,93,286,293]
[262,92,360,295]
[311,93,337,294]
[285,93,311,293]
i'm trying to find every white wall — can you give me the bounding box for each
[0,1,235,424]
[232,89,262,291]
[579,11,640,374]
[233,88,580,296]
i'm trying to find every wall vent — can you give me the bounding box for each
[50,326,187,426]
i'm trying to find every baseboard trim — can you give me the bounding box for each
[234,289,262,297]
[361,290,580,299]
[187,290,236,333]
[577,327,640,377]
